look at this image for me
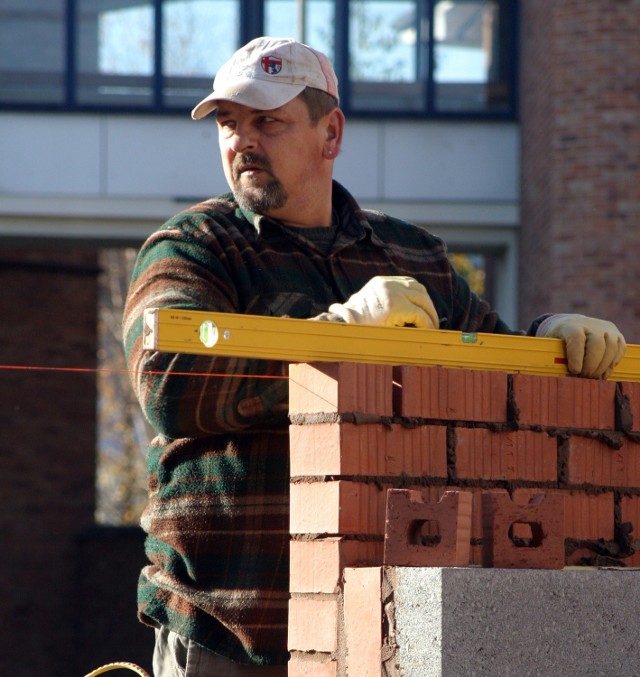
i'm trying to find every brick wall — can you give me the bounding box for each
[0,248,156,676]
[0,249,99,677]
[287,362,640,675]
[519,0,640,342]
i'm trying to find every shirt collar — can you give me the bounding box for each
[236,181,387,250]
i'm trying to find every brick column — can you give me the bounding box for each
[519,1,640,341]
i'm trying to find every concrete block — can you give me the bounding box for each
[392,567,640,677]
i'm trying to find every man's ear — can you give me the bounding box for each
[322,107,345,159]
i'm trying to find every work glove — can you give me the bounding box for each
[328,276,439,329]
[536,313,626,379]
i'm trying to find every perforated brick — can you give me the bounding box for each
[511,374,616,429]
[455,428,557,482]
[395,366,508,422]
[290,538,382,594]
[288,596,338,653]
[565,436,640,487]
[482,491,565,568]
[343,567,383,677]
[289,362,393,416]
[383,489,472,566]
[290,422,447,478]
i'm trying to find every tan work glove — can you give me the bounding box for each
[536,313,626,379]
[328,276,439,329]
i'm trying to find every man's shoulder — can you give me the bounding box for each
[358,207,444,246]
[157,193,247,233]
[178,193,238,219]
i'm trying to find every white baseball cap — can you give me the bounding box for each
[191,36,339,120]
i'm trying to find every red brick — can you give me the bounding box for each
[511,374,616,429]
[288,657,337,677]
[290,480,386,536]
[482,491,565,569]
[565,437,640,487]
[290,481,453,541]
[512,488,615,565]
[619,382,640,433]
[343,567,383,677]
[287,653,338,677]
[512,488,614,541]
[383,489,472,566]
[290,422,447,478]
[468,487,494,565]
[289,362,392,416]
[290,538,382,594]
[288,596,338,653]
[620,495,640,567]
[455,428,557,482]
[395,366,508,422]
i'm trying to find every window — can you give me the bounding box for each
[0,0,67,104]
[0,0,516,118]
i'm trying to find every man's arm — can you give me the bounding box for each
[123,226,289,439]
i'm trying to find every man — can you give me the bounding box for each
[123,37,626,675]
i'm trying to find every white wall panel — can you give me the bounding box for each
[0,113,102,195]
[333,121,381,200]
[0,113,519,204]
[105,116,227,199]
[382,121,519,201]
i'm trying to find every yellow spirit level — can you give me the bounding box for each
[142,308,640,382]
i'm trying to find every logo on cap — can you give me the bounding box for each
[261,55,282,75]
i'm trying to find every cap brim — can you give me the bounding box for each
[191,79,306,120]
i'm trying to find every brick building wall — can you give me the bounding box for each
[0,249,99,677]
[0,248,154,676]
[519,0,640,342]
[287,362,640,675]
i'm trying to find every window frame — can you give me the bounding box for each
[0,0,518,120]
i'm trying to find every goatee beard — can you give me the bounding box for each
[233,152,288,215]
[235,179,288,214]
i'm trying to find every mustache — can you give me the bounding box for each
[232,152,273,178]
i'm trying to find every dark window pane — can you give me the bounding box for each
[348,0,427,112]
[433,0,511,113]
[265,0,335,62]
[76,0,155,107]
[0,0,66,104]
[162,0,240,110]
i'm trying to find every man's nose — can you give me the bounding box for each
[229,123,257,153]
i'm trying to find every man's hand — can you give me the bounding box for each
[537,313,626,379]
[328,276,439,329]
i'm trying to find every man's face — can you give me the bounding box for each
[216,96,329,223]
